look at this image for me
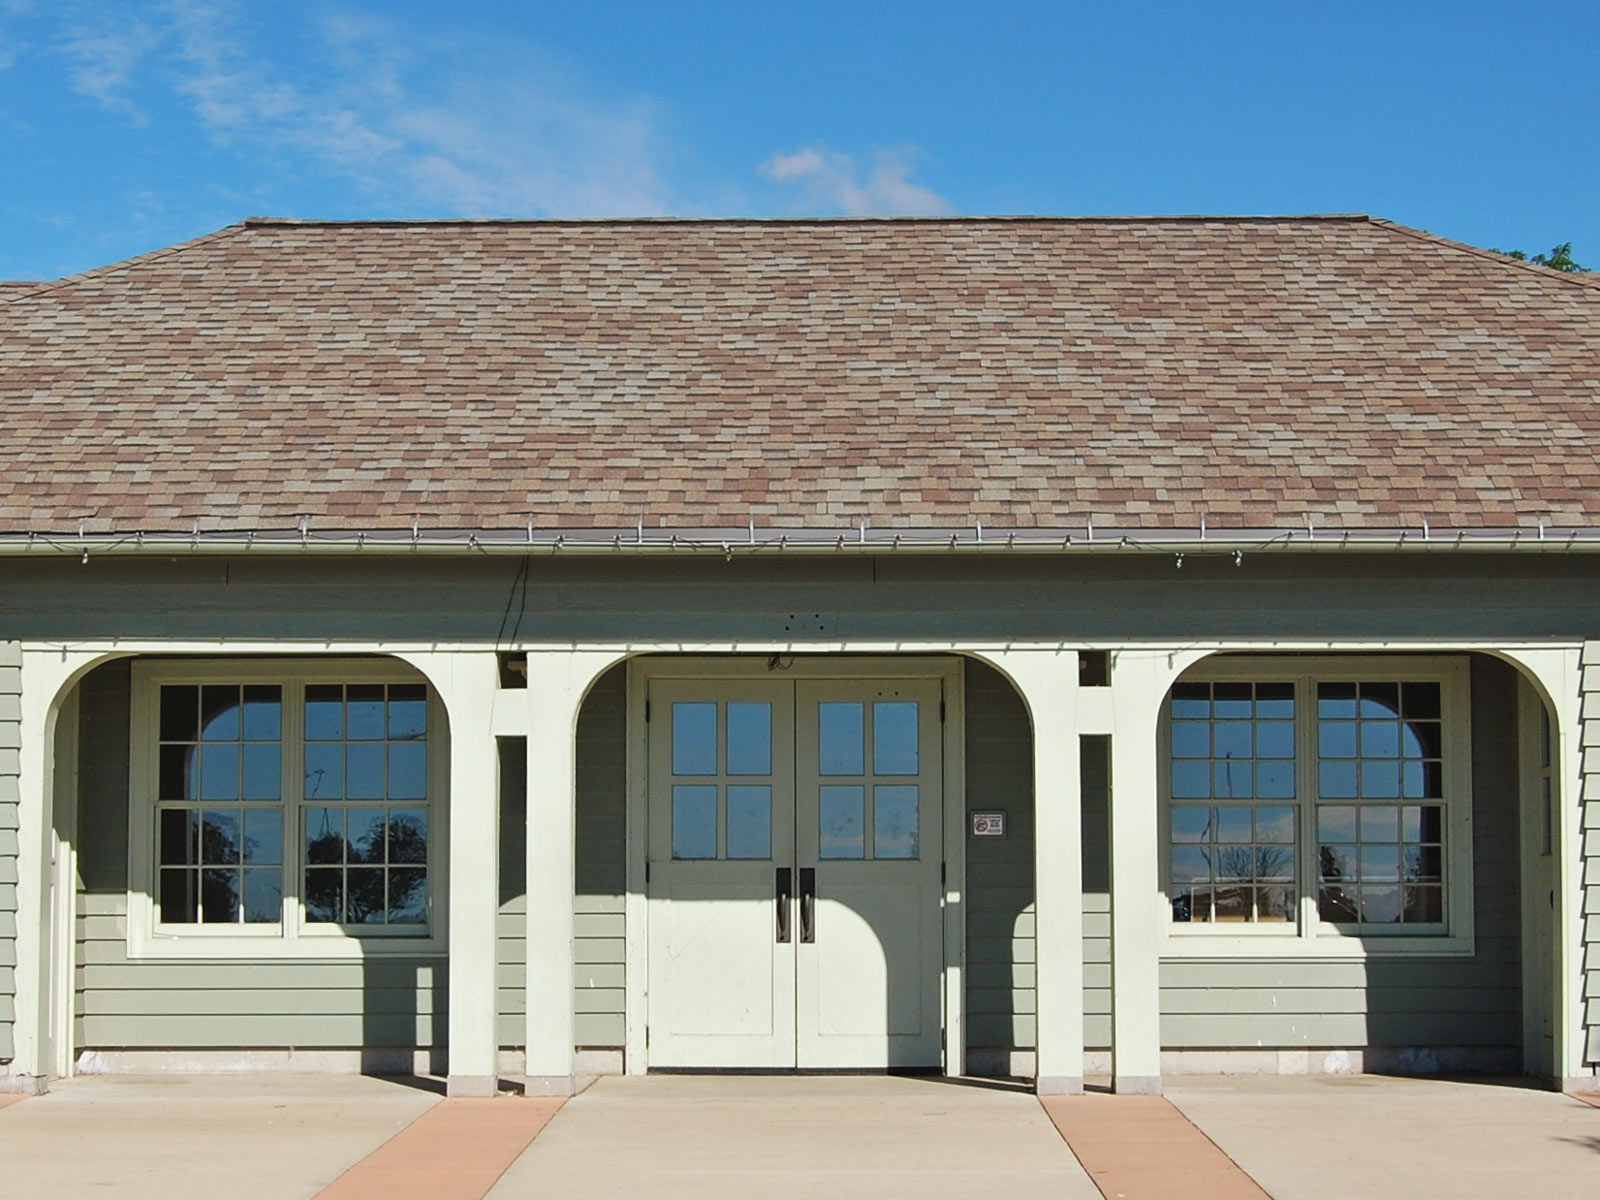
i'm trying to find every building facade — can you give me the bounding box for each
[1,216,1597,1097]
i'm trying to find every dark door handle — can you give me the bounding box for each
[776,867,792,943]
[799,867,816,943]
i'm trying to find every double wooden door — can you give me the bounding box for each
[646,677,944,1069]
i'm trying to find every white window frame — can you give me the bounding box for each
[1160,654,1474,959]
[127,658,449,960]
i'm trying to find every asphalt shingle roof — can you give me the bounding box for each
[2,215,1596,535]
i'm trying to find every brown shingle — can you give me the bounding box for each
[1,215,1597,534]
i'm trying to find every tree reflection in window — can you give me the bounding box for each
[156,683,283,924]
[304,807,428,924]
[1167,679,1298,924]
[302,681,430,925]
[1316,681,1445,925]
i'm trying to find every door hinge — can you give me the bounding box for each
[645,860,651,884]
[645,697,651,722]
[939,697,946,722]
[941,861,947,887]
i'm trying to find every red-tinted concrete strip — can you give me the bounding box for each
[0,1095,28,1111]
[316,1096,565,1200]
[1569,1092,1600,1110]
[1040,1095,1272,1200]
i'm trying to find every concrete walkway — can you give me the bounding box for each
[1170,1076,1600,1200]
[0,1074,437,1199]
[1,1073,1596,1198]
[493,1075,1100,1199]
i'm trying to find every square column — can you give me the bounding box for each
[979,651,1084,1094]
[1107,653,1169,1094]
[523,651,623,1097]
[423,653,502,1098]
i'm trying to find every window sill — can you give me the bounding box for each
[1161,930,1476,959]
[129,927,446,960]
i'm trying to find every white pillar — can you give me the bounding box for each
[1500,647,1588,1089]
[979,650,1084,1095]
[523,651,625,1097]
[10,648,101,1093]
[406,652,502,1098]
[1106,649,1199,1095]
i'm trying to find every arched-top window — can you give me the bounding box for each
[1161,655,1474,956]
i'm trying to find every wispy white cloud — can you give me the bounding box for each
[761,145,950,216]
[42,0,674,217]
[0,0,39,71]
[56,15,164,118]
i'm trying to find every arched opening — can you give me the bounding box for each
[1153,649,1543,1080]
[959,656,1048,1078]
[493,659,629,1077]
[64,652,451,1078]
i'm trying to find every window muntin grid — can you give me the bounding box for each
[1167,681,1297,923]
[1170,804,1297,922]
[301,683,431,925]
[155,684,284,924]
[817,701,921,860]
[669,700,775,861]
[148,675,433,939]
[1315,681,1444,926]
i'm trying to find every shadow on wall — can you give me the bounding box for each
[962,660,1041,1076]
[1155,652,1526,1076]
[70,657,449,1079]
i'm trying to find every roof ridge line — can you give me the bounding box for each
[239,212,1376,228]
[1369,218,1600,291]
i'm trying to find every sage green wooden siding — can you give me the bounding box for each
[496,664,627,1050]
[9,554,1578,1065]
[1081,736,1112,1050]
[1157,655,1523,1053]
[963,660,1035,1053]
[0,641,20,1061]
[1582,642,1600,1066]
[73,662,446,1051]
[4,552,1600,645]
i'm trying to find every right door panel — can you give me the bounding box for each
[794,680,945,1068]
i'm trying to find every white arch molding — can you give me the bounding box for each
[7,637,1585,1095]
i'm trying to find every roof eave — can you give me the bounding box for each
[3,523,1597,559]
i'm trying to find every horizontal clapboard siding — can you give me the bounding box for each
[0,641,19,1060]
[1158,655,1523,1052]
[497,664,628,1051]
[74,661,444,1051]
[7,553,1600,645]
[76,891,444,1047]
[1082,734,1112,1050]
[963,660,1036,1054]
[1583,642,1600,1066]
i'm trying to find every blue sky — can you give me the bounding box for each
[0,0,1594,280]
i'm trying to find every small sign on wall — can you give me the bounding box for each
[970,811,1006,837]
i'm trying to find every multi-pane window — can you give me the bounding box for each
[670,700,775,861]
[156,684,285,924]
[145,670,434,942]
[302,683,430,925]
[1315,682,1444,927]
[1164,661,1466,943]
[817,700,921,861]
[1168,682,1296,923]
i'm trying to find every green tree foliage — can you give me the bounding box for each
[1490,242,1587,272]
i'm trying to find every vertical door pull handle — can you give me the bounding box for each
[776,867,792,943]
[799,867,816,943]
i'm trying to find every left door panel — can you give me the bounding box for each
[646,681,797,1068]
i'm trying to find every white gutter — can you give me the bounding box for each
[1,522,1597,559]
